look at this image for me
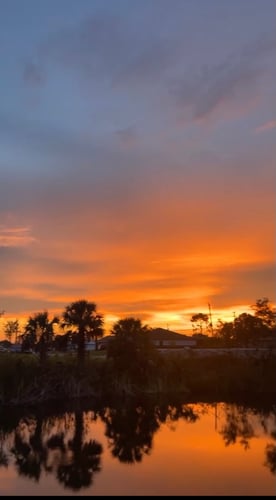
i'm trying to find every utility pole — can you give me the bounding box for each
[208,303,214,336]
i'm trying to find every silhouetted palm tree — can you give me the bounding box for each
[4,319,20,343]
[111,317,148,337]
[87,314,104,351]
[23,312,59,362]
[62,300,104,363]
[108,317,158,385]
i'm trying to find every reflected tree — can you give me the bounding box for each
[56,411,102,490]
[7,410,103,491]
[265,442,276,475]
[154,400,199,428]
[101,399,199,464]
[0,430,9,468]
[102,401,160,463]
[1,399,276,491]
[264,415,276,475]
[219,405,255,450]
[11,416,45,481]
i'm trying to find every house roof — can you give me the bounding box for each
[149,328,192,341]
[99,334,114,343]
[0,340,11,348]
[98,330,194,343]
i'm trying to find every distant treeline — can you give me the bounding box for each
[1,297,275,361]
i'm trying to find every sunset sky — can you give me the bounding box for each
[0,0,275,336]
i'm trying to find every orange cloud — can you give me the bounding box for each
[0,153,275,338]
[0,226,36,247]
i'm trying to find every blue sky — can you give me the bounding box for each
[0,0,275,333]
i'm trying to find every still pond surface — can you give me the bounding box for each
[0,397,275,496]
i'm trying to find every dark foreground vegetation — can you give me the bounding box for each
[0,297,275,406]
[0,348,275,407]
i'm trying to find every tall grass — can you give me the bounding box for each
[0,350,275,406]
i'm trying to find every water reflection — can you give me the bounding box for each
[265,441,276,474]
[219,405,255,449]
[51,410,102,491]
[101,400,198,464]
[218,402,276,475]
[0,398,275,493]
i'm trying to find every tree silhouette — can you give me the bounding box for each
[215,319,235,345]
[108,317,159,385]
[191,313,209,334]
[215,311,271,347]
[111,317,149,338]
[251,297,276,330]
[53,332,71,352]
[86,314,104,351]
[232,313,267,346]
[22,312,59,362]
[62,300,104,363]
[4,319,20,344]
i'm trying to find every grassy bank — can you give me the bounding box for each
[0,350,275,406]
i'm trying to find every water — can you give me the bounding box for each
[0,397,275,496]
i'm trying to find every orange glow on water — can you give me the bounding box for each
[0,403,274,496]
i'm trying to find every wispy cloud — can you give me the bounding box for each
[0,226,36,248]
[255,120,276,134]
[37,13,176,87]
[171,37,276,124]
[21,10,276,133]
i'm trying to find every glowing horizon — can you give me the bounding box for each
[0,299,268,340]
